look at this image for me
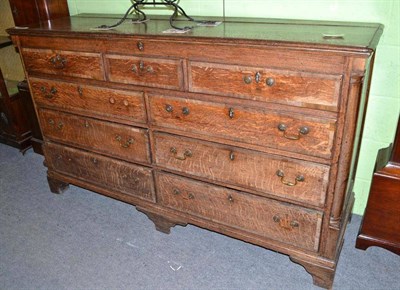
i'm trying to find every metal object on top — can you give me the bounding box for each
[133,0,195,30]
[97,0,196,30]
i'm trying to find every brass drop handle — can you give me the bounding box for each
[277,123,309,140]
[109,97,129,107]
[172,188,194,200]
[91,157,98,165]
[48,119,63,130]
[170,147,192,160]
[84,120,90,128]
[244,72,262,84]
[131,60,154,74]
[273,215,299,229]
[276,170,304,186]
[115,135,134,148]
[146,65,154,73]
[165,104,173,112]
[243,75,252,84]
[228,194,234,203]
[49,54,66,69]
[40,86,57,99]
[228,108,234,119]
[182,107,190,115]
[49,87,57,97]
[266,77,275,87]
[229,151,235,161]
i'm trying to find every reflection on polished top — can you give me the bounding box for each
[7,14,383,52]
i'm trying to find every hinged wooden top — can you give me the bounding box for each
[7,14,383,53]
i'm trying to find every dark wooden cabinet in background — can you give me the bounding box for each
[9,0,69,27]
[356,118,400,255]
[0,0,69,153]
[0,35,34,153]
[0,66,32,152]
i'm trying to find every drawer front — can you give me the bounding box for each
[22,48,103,80]
[156,172,323,251]
[189,61,342,111]
[30,78,147,123]
[154,132,329,206]
[45,142,155,202]
[149,95,336,159]
[38,109,150,164]
[106,55,183,90]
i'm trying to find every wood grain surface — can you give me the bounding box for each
[30,78,147,124]
[156,171,323,252]
[149,94,336,159]
[6,14,382,288]
[189,61,342,111]
[106,54,183,91]
[45,141,155,201]
[38,108,151,164]
[7,15,383,51]
[16,36,348,75]
[22,48,104,80]
[154,132,330,206]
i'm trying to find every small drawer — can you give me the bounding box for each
[106,54,183,90]
[154,132,330,206]
[22,48,103,80]
[156,172,323,252]
[149,95,336,159]
[188,61,342,111]
[38,109,150,164]
[45,142,155,202]
[30,78,147,124]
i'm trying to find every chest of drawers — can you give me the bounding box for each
[7,15,382,288]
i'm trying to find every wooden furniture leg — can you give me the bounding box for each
[47,175,69,194]
[137,207,187,234]
[290,256,335,289]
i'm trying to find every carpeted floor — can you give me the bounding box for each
[1,143,399,290]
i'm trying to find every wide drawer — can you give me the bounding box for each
[156,172,323,252]
[30,78,147,124]
[106,54,183,90]
[154,132,329,206]
[188,61,342,111]
[149,94,336,159]
[22,48,103,80]
[45,142,155,202]
[38,109,150,164]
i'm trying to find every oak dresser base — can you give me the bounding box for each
[7,15,382,288]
